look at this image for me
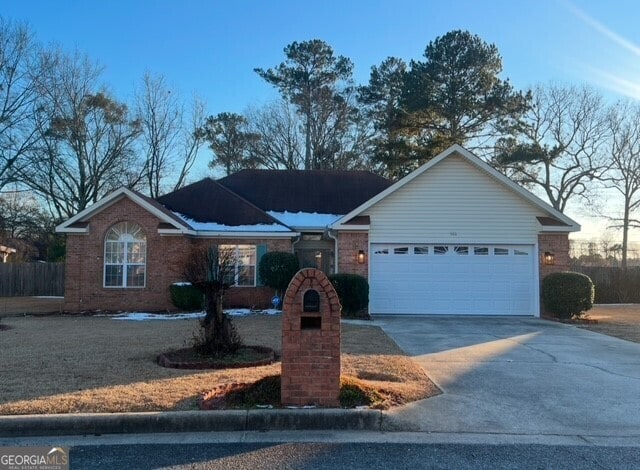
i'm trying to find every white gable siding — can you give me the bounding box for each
[364,154,546,244]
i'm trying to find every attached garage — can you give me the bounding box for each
[332,145,581,317]
[369,243,536,315]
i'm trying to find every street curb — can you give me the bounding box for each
[0,409,383,437]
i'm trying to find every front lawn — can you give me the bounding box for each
[0,315,439,414]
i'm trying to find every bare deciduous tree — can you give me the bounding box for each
[602,100,640,270]
[0,18,39,191]
[495,84,610,213]
[136,73,206,197]
[245,101,303,170]
[22,49,142,220]
[184,245,242,355]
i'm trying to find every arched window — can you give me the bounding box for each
[104,222,146,288]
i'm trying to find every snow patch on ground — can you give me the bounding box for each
[109,309,282,321]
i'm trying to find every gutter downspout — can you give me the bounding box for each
[326,229,338,274]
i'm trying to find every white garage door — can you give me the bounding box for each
[369,244,536,315]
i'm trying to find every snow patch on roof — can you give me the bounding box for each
[174,212,292,232]
[267,211,342,228]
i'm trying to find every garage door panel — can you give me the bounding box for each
[370,243,535,315]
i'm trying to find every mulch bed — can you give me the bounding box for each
[157,345,275,369]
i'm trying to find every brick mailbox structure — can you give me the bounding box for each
[281,268,342,407]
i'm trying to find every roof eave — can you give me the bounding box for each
[331,224,370,231]
[190,230,299,238]
[540,224,580,233]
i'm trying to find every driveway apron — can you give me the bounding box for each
[375,316,640,436]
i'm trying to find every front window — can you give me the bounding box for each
[104,222,146,288]
[221,245,256,286]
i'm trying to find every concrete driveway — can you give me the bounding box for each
[375,316,640,438]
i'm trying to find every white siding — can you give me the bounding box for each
[365,155,546,244]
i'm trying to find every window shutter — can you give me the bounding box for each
[256,244,268,286]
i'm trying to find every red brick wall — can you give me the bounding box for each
[538,233,571,279]
[281,268,341,407]
[337,232,368,278]
[63,197,293,312]
[538,233,571,316]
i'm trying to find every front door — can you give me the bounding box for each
[295,235,335,274]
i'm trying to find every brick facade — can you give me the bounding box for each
[538,232,571,316]
[337,231,368,278]
[281,268,341,407]
[63,197,292,312]
[538,233,571,279]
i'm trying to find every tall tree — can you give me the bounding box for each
[603,100,640,270]
[135,73,206,197]
[358,57,416,178]
[495,84,609,213]
[24,49,142,219]
[255,39,358,169]
[203,112,259,175]
[0,18,39,191]
[403,30,528,157]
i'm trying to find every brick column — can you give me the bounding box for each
[281,268,341,407]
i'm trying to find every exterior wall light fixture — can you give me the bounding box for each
[357,250,366,264]
[544,251,555,265]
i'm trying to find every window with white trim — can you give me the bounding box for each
[104,222,146,288]
[220,244,256,286]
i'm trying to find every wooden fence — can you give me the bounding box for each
[570,265,640,303]
[0,263,65,297]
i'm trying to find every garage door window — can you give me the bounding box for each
[414,246,429,255]
[494,248,508,255]
[434,246,448,255]
[514,249,529,255]
[454,246,469,255]
[393,247,409,254]
[374,247,389,255]
[474,247,489,255]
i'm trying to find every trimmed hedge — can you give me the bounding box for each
[542,272,594,319]
[328,273,369,316]
[258,251,299,292]
[170,283,204,311]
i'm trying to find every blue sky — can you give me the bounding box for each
[4,0,640,240]
[5,0,640,111]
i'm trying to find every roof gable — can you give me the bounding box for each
[218,169,392,214]
[56,188,190,233]
[332,144,580,231]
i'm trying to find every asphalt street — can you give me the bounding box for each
[5,432,640,470]
[68,442,640,469]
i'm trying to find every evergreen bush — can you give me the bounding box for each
[542,272,594,319]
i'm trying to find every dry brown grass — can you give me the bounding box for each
[581,304,640,343]
[0,315,438,414]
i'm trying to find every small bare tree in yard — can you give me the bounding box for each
[184,245,241,355]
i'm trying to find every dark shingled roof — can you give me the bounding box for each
[218,169,392,214]
[156,178,282,226]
